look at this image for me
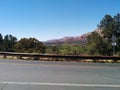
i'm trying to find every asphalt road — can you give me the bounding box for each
[0,59,120,90]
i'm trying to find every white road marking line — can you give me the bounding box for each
[0,82,120,87]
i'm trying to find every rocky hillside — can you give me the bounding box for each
[44,28,102,46]
[44,33,91,46]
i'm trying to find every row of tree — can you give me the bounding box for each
[0,34,46,53]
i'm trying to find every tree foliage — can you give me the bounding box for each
[0,34,18,52]
[99,15,114,39]
[88,13,120,56]
[46,44,86,55]
[14,38,46,53]
[0,34,3,51]
[0,33,46,53]
[87,32,112,56]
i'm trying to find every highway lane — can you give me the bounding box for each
[0,59,120,90]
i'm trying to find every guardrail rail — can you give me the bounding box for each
[0,52,120,62]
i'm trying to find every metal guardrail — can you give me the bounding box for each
[0,52,120,62]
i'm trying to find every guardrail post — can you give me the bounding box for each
[93,58,97,62]
[3,55,6,59]
[17,55,22,59]
[33,56,39,60]
[113,58,118,63]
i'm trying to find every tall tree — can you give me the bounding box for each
[0,33,3,51]
[3,34,17,52]
[99,14,114,39]
[113,13,120,53]
[87,32,112,56]
[98,13,120,55]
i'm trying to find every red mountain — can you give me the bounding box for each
[44,28,103,46]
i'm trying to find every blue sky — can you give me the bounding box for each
[0,0,120,41]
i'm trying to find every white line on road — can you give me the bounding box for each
[0,82,120,87]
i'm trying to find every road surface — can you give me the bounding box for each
[0,59,120,90]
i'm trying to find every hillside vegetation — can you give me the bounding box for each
[0,35,45,53]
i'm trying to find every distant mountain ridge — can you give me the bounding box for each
[44,28,102,46]
[46,34,88,42]
[44,33,91,46]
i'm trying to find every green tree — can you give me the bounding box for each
[0,33,3,51]
[87,32,112,56]
[99,14,114,39]
[3,34,17,52]
[113,14,120,53]
[14,38,46,53]
[98,13,120,55]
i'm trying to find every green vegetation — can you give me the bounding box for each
[0,34,46,53]
[0,34,17,52]
[87,32,111,56]
[0,13,120,56]
[87,13,120,56]
[46,44,86,55]
[14,38,46,53]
